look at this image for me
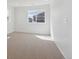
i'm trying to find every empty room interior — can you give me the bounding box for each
[7,0,72,59]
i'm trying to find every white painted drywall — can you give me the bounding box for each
[14,5,50,35]
[7,7,15,34]
[50,0,72,59]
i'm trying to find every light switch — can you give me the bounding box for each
[64,17,68,23]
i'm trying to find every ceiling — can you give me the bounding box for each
[7,0,52,7]
[8,0,49,2]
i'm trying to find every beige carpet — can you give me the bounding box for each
[7,32,65,59]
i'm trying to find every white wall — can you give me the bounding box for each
[14,5,50,35]
[50,0,72,59]
[7,7,15,34]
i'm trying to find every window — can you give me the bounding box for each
[27,9,45,23]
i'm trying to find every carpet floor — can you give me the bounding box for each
[7,32,65,59]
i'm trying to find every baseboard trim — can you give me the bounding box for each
[54,41,66,59]
[14,31,50,36]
